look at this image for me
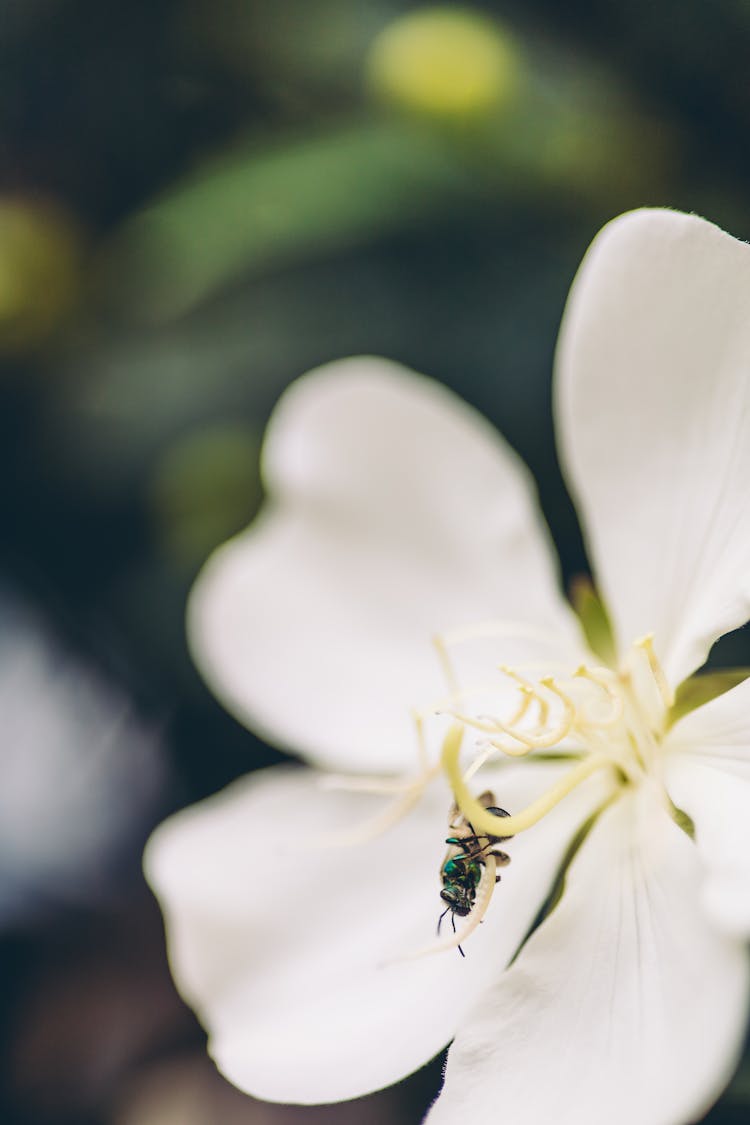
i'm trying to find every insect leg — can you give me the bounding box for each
[453,836,495,861]
[437,906,450,936]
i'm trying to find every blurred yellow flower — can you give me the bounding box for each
[367,6,521,120]
[0,199,82,354]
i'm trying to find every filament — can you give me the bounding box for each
[441,724,614,837]
[634,633,675,709]
[574,665,624,726]
[312,770,439,849]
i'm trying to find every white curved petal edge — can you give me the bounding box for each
[556,208,750,686]
[666,675,750,937]
[144,760,609,1104]
[428,785,749,1125]
[188,356,582,773]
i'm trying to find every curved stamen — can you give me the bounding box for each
[312,769,440,849]
[417,678,531,727]
[445,674,577,755]
[500,666,550,727]
[533,677,576,745]
[451,682,535,739]
[441,724,614,837]
[462,744,500,781]
[634,634,675,709]
[441,709,536,756]
[574,665,624,727]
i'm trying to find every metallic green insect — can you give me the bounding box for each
[438,790,513,956]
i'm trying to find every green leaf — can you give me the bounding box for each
[569,576,616,665]
[668,669,750,727]
[102,120,465,323]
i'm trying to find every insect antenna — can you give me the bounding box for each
[449,912,466,956]
[437,906,450,936]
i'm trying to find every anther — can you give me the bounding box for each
[634,634,675,709]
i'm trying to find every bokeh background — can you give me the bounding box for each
[2,2,750,1122]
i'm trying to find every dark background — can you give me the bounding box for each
[1,2,750,1121]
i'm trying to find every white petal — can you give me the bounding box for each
[144,760,608,1104]
[666,676,750,936]
[430,785,749,1125]
[556,208,750,685]
[189,357,581,772]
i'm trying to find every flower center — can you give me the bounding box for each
[317,622,678,959]
[438,631,674,844]
[411,630,677,956]
[444,632,671,779]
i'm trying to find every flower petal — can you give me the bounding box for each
[144,759,608,1104]
[666,676,750,937]
[556,208,750,685]
[189,357,581,772]
[429,785,749,1125]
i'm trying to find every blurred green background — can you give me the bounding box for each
[1,2,750,1122]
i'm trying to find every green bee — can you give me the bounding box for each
[438,790,513,956]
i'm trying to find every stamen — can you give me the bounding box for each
[436,620,575,652]
[462,744,499,782]
[314,707,441,848]
[413,709,430,774]
[320,708,434,798]
[312,769,440,849]
[574,665,624,726]
[441,709,536,755]
[465,678,575,749]
[635,634,675,709]
[441,724,614,837]
[500,666,550,727]
[533,677,575,745]
[433,633,459,695]
[320,774,420,795]
[444,671,581,755]
[502,683,535,727]
[417,678,531,725]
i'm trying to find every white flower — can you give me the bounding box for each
[145,209,750,1124]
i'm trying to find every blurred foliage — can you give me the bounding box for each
[149,424,262,568]
[2,1,750,1123]
[0,200,83,354]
